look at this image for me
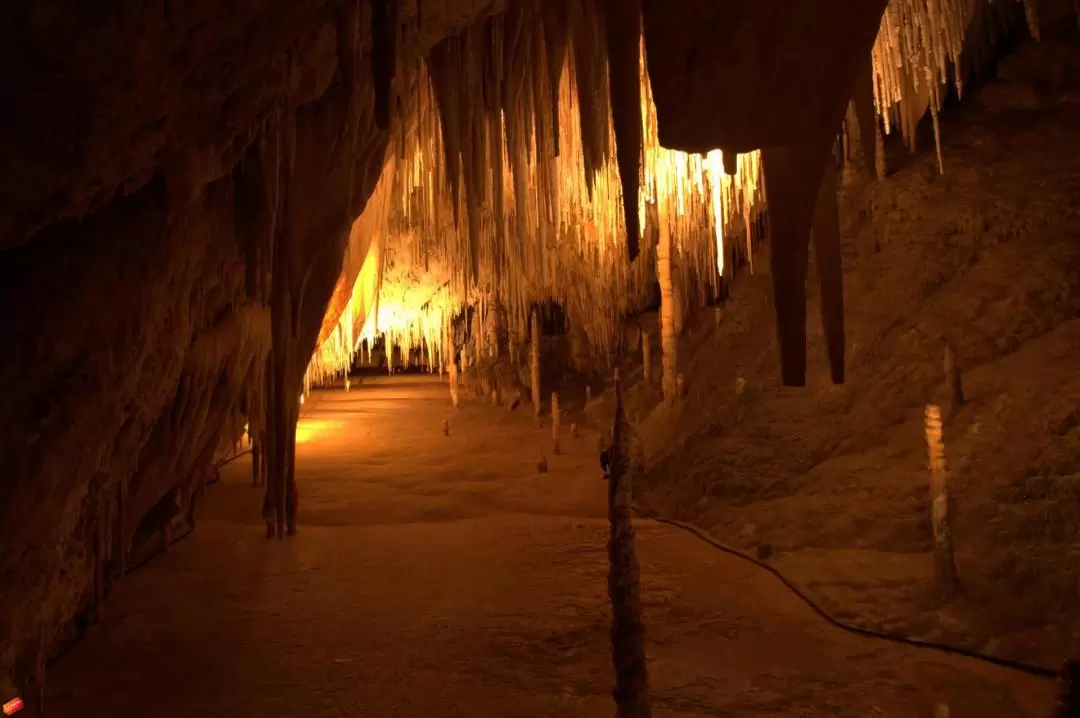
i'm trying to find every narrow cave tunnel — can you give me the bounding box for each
[2,0,1080,716]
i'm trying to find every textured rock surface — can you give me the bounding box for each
[0,0,496,685]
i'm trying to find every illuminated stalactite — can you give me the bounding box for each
[306,6,764,388]
[656,217,678,402]
[870,0,1041,173]
[304,0,1039,397]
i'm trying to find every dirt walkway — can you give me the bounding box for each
[45,377,1055,717]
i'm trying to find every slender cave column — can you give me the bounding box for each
[530,308,541,419]
[811,162,845,384]
[656,218,679,401]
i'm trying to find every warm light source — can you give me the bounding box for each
[2,697,24,716]
[294,419,344,445]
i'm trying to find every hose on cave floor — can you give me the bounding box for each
[633,508,1060,680]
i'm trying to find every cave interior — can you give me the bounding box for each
[2,0,1080,715]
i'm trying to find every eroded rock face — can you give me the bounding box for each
[0,0,496,685]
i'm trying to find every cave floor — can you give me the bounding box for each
[45,376,1054,717]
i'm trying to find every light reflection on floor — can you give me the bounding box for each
[294,418,344,444]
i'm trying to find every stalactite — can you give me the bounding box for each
[603,0,644,262]
[656,218,678,401]
[302,0,1009,398]
[762,134,835,387]
[371,0,399,129]
[811,163,845,384]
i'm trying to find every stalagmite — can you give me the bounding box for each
[449,360,460,408]
[442,418,450,437]
[657,219,678,400]
[606,375,651,717]
[552,392,561,454]
[530,308,541,419]
[924,404,960,596]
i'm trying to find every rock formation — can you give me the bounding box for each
[0,0,1045,691]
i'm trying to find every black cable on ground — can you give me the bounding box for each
[634,509,1059,679]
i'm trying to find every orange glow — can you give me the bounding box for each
[2,697,24,716]
[295,418,344,445]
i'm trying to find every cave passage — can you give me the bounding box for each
[42,376,1053,717]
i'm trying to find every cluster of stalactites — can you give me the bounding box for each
[870,0,1041,171]
[379,2,764,362]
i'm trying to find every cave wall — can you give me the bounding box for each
[0,0,497,684]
